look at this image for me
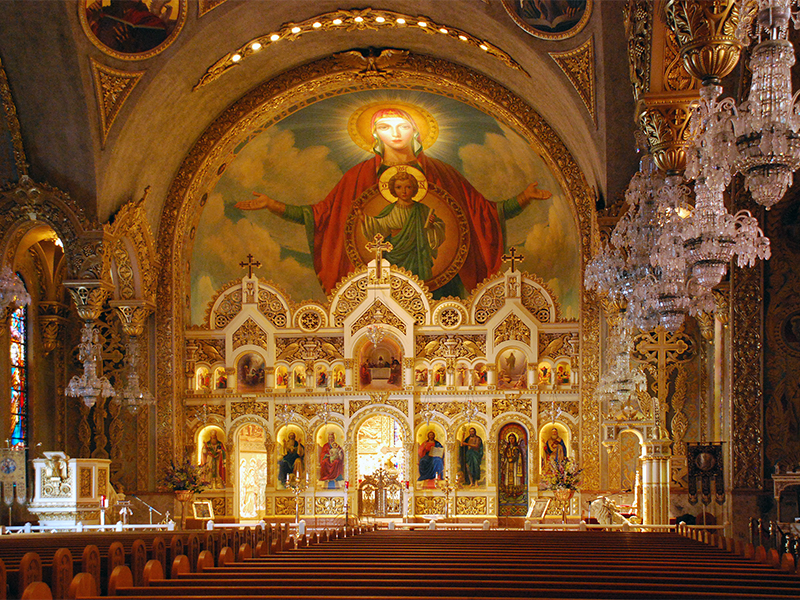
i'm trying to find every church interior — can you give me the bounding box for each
[0,0,799,568]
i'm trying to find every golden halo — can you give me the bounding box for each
[348,101,439,153]
[378,166,429,203]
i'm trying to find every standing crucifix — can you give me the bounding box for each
[501,247,524,272]
[365,234,393,280]
[239,253,262,278]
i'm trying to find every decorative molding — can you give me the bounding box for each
[549,37,596,125]
[195,9,527,89]
[89,59,144,145]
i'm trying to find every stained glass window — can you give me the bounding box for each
[9,301,27,449]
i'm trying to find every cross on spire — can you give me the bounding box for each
[365,234,393,280]
[239,253,262,278]
[501,246,524,272]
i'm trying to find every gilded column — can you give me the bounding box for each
[642,439,672,525]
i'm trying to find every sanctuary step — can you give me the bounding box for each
[92,530,800,600]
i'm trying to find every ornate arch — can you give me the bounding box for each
[490,412,536,487]
[155,51,597,478]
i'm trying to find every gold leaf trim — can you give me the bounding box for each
[90,59,144,145]
[549,37,596,126]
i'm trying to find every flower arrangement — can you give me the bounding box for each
[543,457,584,490]
[160,456,206,493]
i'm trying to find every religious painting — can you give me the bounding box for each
[237,423,267,518]
[415,367,428,387]
[456,364,470,387]
[538,361,553,386]
[456,423,486,488]
[236,352,265,393]
[498,423,528,516]
[316,425,345,489]
[356,414,405,480]
[190,91,580,325]
[502,0,592,40]
[497,348,527,390]
[540,423,570,485]
[195,366,211,392]
[214,367,227,390]
[79,0,187,60]
[275,365,288,389]
[358,340,402,391]
[432,364,446,387]
[276,425,306,488]
[315,365,329,389]
[192,500,213,520]
[293,365,306,388]
[197,425,226,489]
[416,424,446,490]
[332,365,345,389]
[474,363,488,386]
[555,360,571,385]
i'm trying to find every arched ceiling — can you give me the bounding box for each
[0,1,638,235]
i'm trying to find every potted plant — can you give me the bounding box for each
[543,457,584,502]
[161,456,206,500]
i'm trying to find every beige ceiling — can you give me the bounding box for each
[0,0,638,236]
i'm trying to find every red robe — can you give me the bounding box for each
[311,154,505,295]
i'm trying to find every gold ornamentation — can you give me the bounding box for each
[414,496,445,515]
[632,326,695,438]
[539,332,576,358]
[156,51,596,489]
[229,401,269,421]
[42,465,72,498]
[195,10,526,89]
[232,318,269,350]
[494,314,531,347]
[433,302,467,329]
[663,21,697,92]
[79,468,92,498]
[276,496,304,515]
[0,57,27,178]
[211,497,226,516]
[110,301,153,337]
[521,280,559,323]
[390,275,428,325]
[713,287,730,325]
[549,37,596,125]
[415,335,486,360]
[38,302,69,355]
[473,282,505,325]
[456,496,487,515]
[350,396,406,415]
[351,301,406,336]
[89,59,144,145]
[492,394,532,419]
[198,0,228,17]
[104,195,158,302]
[331,274,368,327]
[315,497,344,515]
[194,339,225,364]
[257,288,288,328]
[65,282,112,322]
[664,0,742,85]
[730,181,764,490]
[623,0,653,103]
[638,94,696,174]
[295,306,327,331]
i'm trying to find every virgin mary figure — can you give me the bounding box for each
[236,103,550,298]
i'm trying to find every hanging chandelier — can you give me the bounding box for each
[597,326,646,421]
[0,267,31,313]
[118,336,154,414]
[66,323,115,408]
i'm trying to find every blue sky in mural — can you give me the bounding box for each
[191,90,580,324]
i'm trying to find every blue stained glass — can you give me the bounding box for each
[9,300,27,449]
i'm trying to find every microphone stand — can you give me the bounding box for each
[131,495,163,525]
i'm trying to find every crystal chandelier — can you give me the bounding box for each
[118,336,154,414]
[0,267,31,312]
[276,402,295,424]
[463,398,479,424]
[66,323,115,408]
[732,0,800,209]
[597,326,646,421]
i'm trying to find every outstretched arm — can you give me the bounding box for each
[516,182,552,208]
[235,192,287,216]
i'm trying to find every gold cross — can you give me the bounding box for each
[239,254,262,278]
[501,246,524,272]
[365,234,393,280]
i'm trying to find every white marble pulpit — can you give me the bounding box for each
[29,452,113,526]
